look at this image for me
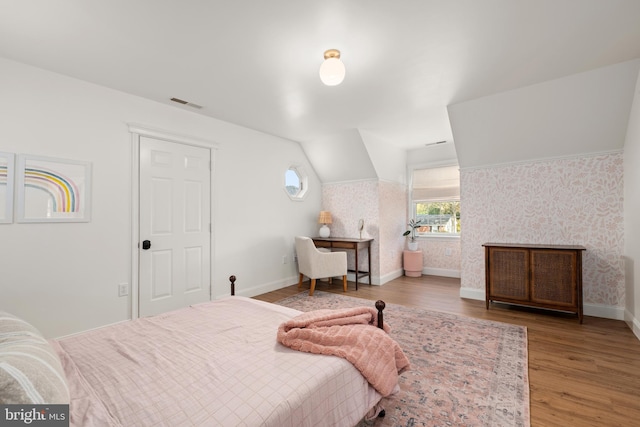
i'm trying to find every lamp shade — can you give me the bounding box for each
[319,49,345,86]
[318,211,332,224]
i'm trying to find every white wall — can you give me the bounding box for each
[624,70,640,338]
[360,130,406,184]
[449,60,640,169]
[0,58,321,338]
[406,142,458,166]
[301,129,378,183]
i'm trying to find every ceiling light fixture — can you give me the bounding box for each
[319,49,345,86]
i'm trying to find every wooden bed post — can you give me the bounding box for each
[229,275,236,296]
[375,300,385,330]
[374,300,388,418]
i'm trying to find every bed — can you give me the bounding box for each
[1,276,392,427]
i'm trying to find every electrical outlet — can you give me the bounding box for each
[282,255,288,264]
[118,283,129,297]
[445,248,452,256]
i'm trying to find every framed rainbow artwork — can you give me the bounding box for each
[0,152,15,223]
[16,155,91,223]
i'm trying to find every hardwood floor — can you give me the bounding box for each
[254,275,640,427]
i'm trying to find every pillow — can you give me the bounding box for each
[0,311,70,404]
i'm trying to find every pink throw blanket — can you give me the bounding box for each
[277,307,410,396]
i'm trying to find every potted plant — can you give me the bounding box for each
[403,219,423,251]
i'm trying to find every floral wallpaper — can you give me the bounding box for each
[378,181,407,276]
[412,238,462,272]
[322,180,408,279]
[460,153,625,307]
[320,152,624,305]
[323,179,463,280]
[323,180,381,276]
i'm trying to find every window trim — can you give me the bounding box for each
[284,165,308,201]
[408,162,461,239]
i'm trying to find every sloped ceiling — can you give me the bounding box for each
[300,129,408,184]
[449,60,640,169]
[1,1,640,180]
[300,129,378,183]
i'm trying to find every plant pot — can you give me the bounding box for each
[407,241,419,251]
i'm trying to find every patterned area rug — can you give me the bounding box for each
[275,291,530,427]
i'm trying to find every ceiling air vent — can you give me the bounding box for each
[170,97,203,109]
[424,140,448,147]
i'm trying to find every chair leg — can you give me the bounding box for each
[298,273,304,289]
[342,275,347,292]
[309,279,317,296]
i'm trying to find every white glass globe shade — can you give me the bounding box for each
[319,57,346,86]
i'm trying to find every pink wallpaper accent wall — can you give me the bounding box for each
[322,180,408,279]
[460,153,624,307]
[379,181,407,276]
[412,239,461,271]
[323,181,381,276]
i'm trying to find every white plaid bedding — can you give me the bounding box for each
[52,297,381,426]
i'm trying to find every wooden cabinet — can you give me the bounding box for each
[483,243,586,323]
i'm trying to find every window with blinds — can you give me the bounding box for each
[410,165,460,236]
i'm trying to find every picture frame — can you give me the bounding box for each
[0,152,15,224]
[16,154,92,223]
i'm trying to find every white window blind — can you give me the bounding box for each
[411,165,460,201]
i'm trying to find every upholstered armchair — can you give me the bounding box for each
[294,236,347,296]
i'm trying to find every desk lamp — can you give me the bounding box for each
[318,211,332,237]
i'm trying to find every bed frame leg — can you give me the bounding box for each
[229,275,236,296]
[375,300,385,330]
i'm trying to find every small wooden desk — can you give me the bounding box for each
[312,237,373,290]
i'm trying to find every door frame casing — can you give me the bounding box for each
[128,123,218,319]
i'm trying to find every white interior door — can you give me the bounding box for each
[139,136,211,317]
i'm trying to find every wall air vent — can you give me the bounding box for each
[170,97,203,109]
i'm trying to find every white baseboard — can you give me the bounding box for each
[584,303,624,320]
[459,287,626,321]
[233,271,391,298]
[460,287,484,300]
[56,319,131,339]
[346,271,384,286]
[241,278,631,324]
[625,309,640,341]
[378,270,403,285]
[423,267,461,278]
[229,276,298,298]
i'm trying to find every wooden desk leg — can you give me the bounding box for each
[367,245,372,285]
[355,246,359,290]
